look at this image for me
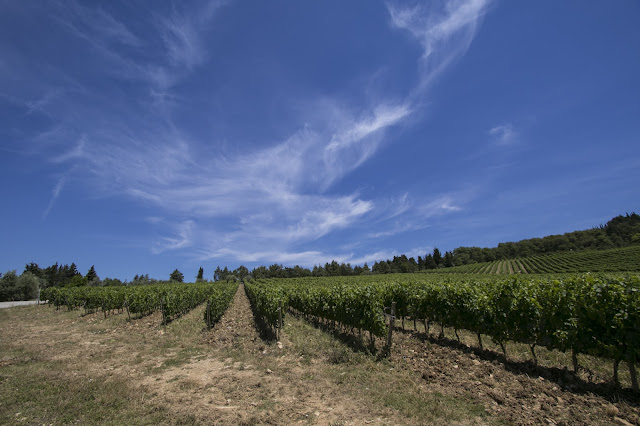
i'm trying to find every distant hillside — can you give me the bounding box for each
[451,213,640,266]
[425,245,640,274]
[371,213,640,274]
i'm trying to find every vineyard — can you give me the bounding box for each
[431,245,640,274]
[31,270,640,391]
[3,269,640,424]
[244,272,640,391]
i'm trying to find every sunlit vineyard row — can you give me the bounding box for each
[244,273,640,389]
[42,282,237,325]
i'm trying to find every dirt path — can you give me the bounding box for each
[142,285,408,425]
[0,300,40,309]
[205,284,263,351]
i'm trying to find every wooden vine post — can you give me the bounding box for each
[386,302,396,357]
[161,297,166,326]
[124,297,131,321]
[628,354,639,392]
[206,300,212,331]
[277,300,283,340]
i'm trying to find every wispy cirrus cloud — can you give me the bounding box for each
[153,220,195,254]
[25,89,64,116]
[53,136,87,163]
[11,0,484,268]
[489,123,517,145]
[322,103,412,189]
[42,175,66,219]
[387,0,490,90]
[55,1,142,48]
[51,0,225,92]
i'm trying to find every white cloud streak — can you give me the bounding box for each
[52,0,225,92]
[387,0,490,90]
[53,136,86,163]
[322,103,412,189]
[153,220,195,254]
[23,1,483,266]
[42,175,66,219]
[489,123,517,145]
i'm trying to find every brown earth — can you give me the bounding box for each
[385,320,640,426]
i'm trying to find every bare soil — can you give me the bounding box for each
[388,325,640,425]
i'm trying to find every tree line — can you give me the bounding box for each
[0,263,191,302]
[212,213,640,279]
[212,262,372,282]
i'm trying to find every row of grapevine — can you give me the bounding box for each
[252,273,639,389]
[287,283,387,338]
[41,282,237,324]
[42,286,128,313]
[203,283,238,328]
[244,279,287,335]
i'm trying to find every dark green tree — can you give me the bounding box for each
[170,269,184,282]
[17,272,40,300]
[196,267,204,282]
[233,265,249,280]
[432,248,442,267]
[424,254,437,269]
[66,263,81,281]
[86,265,99,283]
[443,251,454,267]
[24,262,44,279]
[102,277,124,286]
[66,275,87,287]
[0,270,18,302]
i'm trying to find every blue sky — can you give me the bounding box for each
[1,0,639,281]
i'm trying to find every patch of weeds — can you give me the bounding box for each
[174,413,198,425]
[153,347,202,372]
[167,375,182,383]
[177,379,199,392]
[0,356,170,425]
[239,416,261,426]
[327,346,361,364]
[258,399,276,411]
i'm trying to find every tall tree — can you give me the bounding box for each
[67,263,81,280]
[432,248,442,267]
[424,254,437,270]
[170,269,184,282]
[24,262,44,279]
[45,263,60,287]
[196,267,204,282]
[443,251,454,267]
[233,265,249,280]
[86,265,98,282]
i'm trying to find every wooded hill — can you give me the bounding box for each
[371,213,640,274]
[426,245,640,274]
